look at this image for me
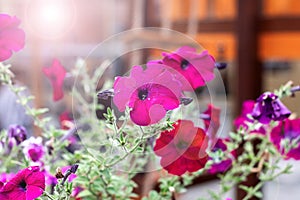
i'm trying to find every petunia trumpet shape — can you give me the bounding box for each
[159,46,215,91]
[252,92,291,124]
[154,120,208,176]
[0,14,25,61]
[113,64,182,126]
[0,166,45,200]
[43,59,66,101]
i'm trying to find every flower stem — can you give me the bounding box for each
[43,191,55,200]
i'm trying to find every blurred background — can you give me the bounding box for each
[1,0,300,199]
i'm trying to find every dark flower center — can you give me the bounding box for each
[138,89,148,100]
[19,180,27,191]
[177,141,189,149]
[180,59,189,70]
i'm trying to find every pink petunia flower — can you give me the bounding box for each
[154,120,208,176]
[270,118,300,160]
[22,137,45,162]
[0,166,45,200]
[159,46,215,91]
[71,186,83,200]
[234,100,266,135]
[0,173,15,184]
[113,64,182,126]
[43,59,66,101]
[0,14,25,61]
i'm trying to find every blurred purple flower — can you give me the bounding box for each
[22,137,45,162]
[0,166,45,200]
[234,100,266,134]
[8,124,27,145]
[0,14,25,61]
[159,46,215,91]
[270,118,300,159]
[208,139,235,174]
[113,64,182,126]
[43,59,66,101]
[252,92,291,124]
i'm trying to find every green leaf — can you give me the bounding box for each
[76,189,93,198]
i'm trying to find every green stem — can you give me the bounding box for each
[105,127,145,168]
[43,191,55,200]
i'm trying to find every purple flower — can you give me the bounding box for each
[0,14,25,61]
[270,118,300,160]
[208,139,235,174]
[113,64,182,126]
[8,125,27,145]
[72,186,83,200]
[252,92,291,124]
[159,46,215,91]
[22,137,45,162]
[43,59,66,101]
[234,100,266,134]
[0,166,45,200]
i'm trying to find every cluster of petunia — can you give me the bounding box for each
[0,120,81,200]
[2,12,300,200]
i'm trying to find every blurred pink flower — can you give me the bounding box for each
[43,59,66,101]
[0,166,45,200]
[0,14,25,61]
[159,46,215,90]
[234,100,266,135]
[22,137,45,162]
[0,173,15,184]
[271,118,300,160]
[113,64,182,126]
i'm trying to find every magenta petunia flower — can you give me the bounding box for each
[159,46,215,91]
[270,118,300,160]
[61,166,77,182]
[43,59,66,101]
[201,104,221,141]
[208,138,235,174]
[71,186,83,200]
[234,100,266,135]
[252,92,291,124]
[0,14,25,61]
[22,137,45,162]
[154,120,208,176]
[0,166,45,200]
[113,64,182,126]
[0,173,15,184]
